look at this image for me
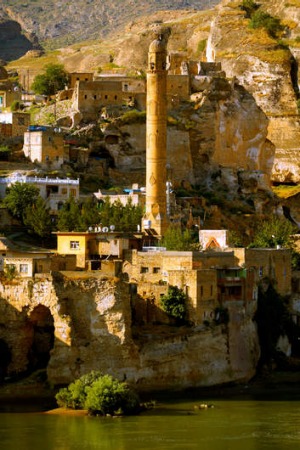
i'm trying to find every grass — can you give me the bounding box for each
[272,184,300,198]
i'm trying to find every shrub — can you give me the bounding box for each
[249,10,284,38]
[160,285,188,322]
[55,371,140,416]
[240,0,259,18]
[55,370,104,409]
[85,374,140,416]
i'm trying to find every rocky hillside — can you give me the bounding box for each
[0,0,219,58]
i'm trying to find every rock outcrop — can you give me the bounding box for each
[0,273,259,390]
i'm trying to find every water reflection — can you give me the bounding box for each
[0,400,299,450]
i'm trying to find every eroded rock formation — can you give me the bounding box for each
[0,273,259,390]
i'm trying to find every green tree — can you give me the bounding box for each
[85,374,140,416]
[56,197,83,231]
[55,371,140,416]
[160,285,188,322]
[31,63,69,96]
[249,216,296,248]
[3,182,39,222]
[161,226,194,251]
[23,196,53,240]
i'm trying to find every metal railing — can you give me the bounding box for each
[0,175,79,185]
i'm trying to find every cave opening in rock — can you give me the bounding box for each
[27,305,55,373]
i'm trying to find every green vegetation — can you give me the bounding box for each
[240,1,285,39]
[55,371,141,416]
[249,216,296,249]
[272,184,300,199]
[56,197,142,233]
[23,196,53,240]
[197,39,207,54]
[3,182,40,222]
[160,285,188,322]
[240,0,259,18]
[0,146,11,160]
[10,100,22,112]
[161,225,197,251]
[119,110,146,125]
[249,10,285,38]
[31,63,69,95]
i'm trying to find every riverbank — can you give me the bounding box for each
[0,370,300,412]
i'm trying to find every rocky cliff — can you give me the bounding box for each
[0,274,259,390]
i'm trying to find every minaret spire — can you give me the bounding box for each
[142,28,171,237]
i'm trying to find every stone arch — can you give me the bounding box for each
[27,305,55,373]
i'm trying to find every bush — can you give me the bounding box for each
[85,374,140,416]
[55,370,104,409]
[55,371,140,416]
[249,10,284,38]
[160,285,188,322]
[240,0,259,18]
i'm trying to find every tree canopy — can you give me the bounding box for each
[161,225,196,251]
[55,371,141,416]
[31,63,69,96]
[3,182,40,222]
[249,216,296,249]
[160,285,188,322]
[56,197,143,232]
[23,196,53,240]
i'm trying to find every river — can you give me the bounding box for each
[1,395,299,450]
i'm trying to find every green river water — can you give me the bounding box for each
[0,397,299,450]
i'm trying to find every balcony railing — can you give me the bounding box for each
[0,175,79,185]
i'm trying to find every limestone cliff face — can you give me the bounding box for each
[0,274,259,390]
[101,75,273,197]
[206,0,300,184]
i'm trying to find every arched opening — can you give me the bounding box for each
[27,305,55,373]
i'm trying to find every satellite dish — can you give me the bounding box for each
[110,225,115,231]
[102,227,109,232]
[14,86,19,92]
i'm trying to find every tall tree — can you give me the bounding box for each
[250,216,296,248]
[3,182,40,223]
[31,63,69,95]
[23,196,53,240]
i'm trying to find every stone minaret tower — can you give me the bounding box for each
[143,29,170,237]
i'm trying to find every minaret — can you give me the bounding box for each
[143,29,170,237]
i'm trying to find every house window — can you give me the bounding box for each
[200,286,203,296]
[124,84,128,91]
[94,95,97,100]
[114,95,117,100]
[61,188,67,195]
[70,241,80,249]
[20,264,28,274]
[210,285,213,296]
[141,267,149,273]
[105,95,108,99]
[45,155,49,161]
[153,267,160,274]
[259,266,263,277]
[84,94,87,99]
[70,188,77,197]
